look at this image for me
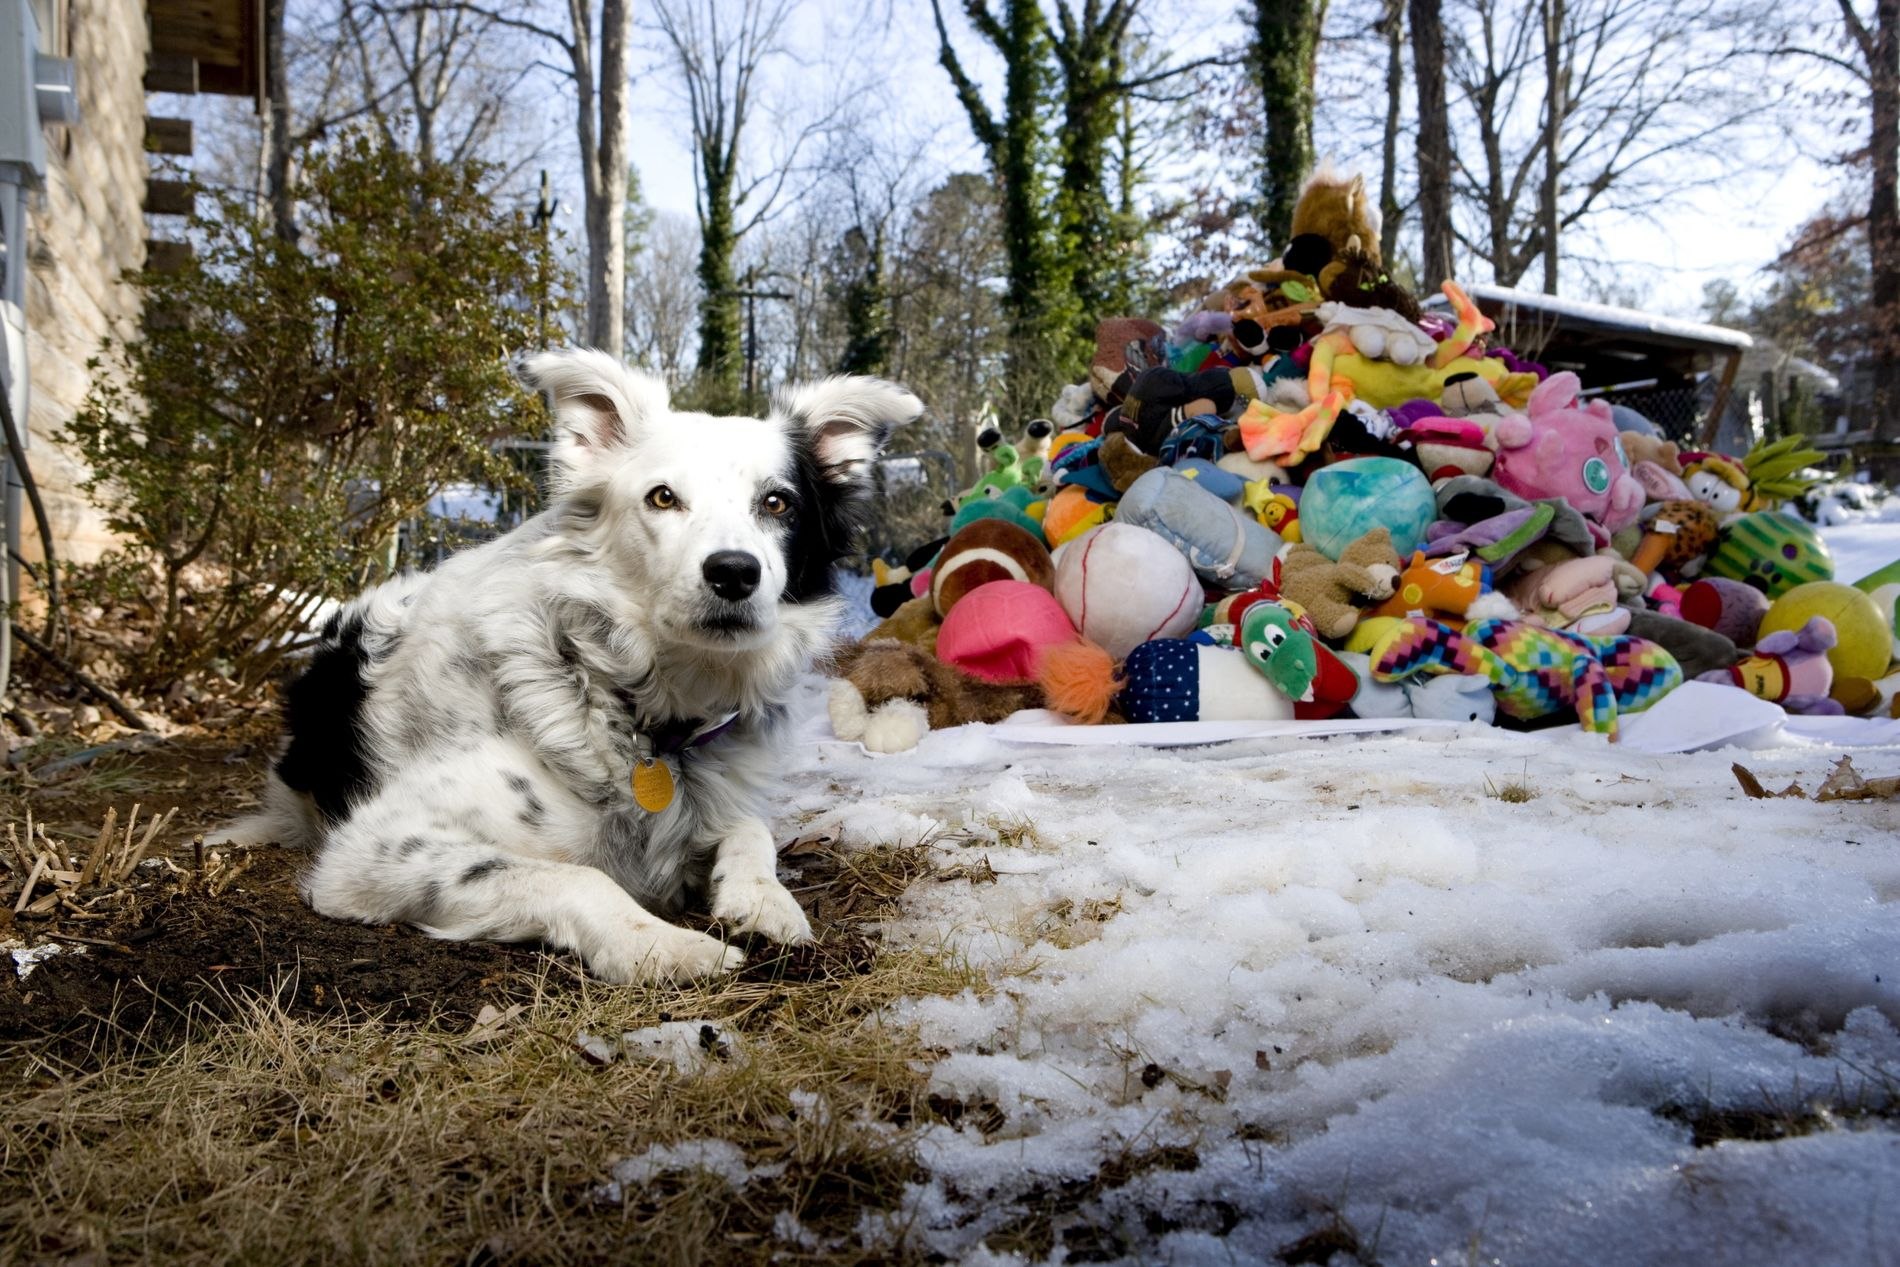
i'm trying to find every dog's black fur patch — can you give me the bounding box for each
[276,613,373,823]
[460,858,508,884]
[781,428,871,603]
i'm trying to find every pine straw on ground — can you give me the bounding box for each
[2,937,979,1265]
[0,737,996,1265]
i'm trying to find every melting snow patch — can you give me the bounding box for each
[778,673,1900,1262]
[596,1140,782,1204]
[620,1020,741,1073]
[8,941,77,980]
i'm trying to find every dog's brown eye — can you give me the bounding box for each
[646,486,678,511]
[762,492,791,517]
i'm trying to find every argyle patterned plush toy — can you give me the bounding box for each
[1372,616,1681,738]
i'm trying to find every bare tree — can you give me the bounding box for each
[650,0,834,401]
[1539,0,1563,293]
[1759,0,1900,476]
[1442,0,1761,290]
[1376,0,1407,263]
[266,0,295,240]
[887,172,1009,450]
[626,212,705,387]
[251,1,549,243]
[1410,0,1454,289]
[259,0,413,240]
[417,0,632,352]
[342,1,538,168]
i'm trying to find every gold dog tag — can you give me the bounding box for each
[632,757,676,813]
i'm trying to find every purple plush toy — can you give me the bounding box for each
[1697,615,1843,715]
[1680,577,1771,646]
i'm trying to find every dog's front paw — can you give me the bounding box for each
[711,872,814,945]
[588,921,744,985]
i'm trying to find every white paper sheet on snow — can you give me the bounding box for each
[822,687,1900,758]
[1613,681,1791,754]
[1616,681,1900,753]
[922,709,1460,749]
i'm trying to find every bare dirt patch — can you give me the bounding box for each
[2,847,540,1046]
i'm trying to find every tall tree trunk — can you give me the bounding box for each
[1540,0,1564,294]
[264,0,296,243]
[838,225,891,376]
[1377,0,1404,263]
[999,1,1052,319]
[1053,4,1140,330]
[1057,51,1116,325]
[932,0,1076,415]
[1409,0,1454,289]
[1868,0,1900,480]
[1117,90,1138,218]
[695,163,741,386]
[577,0,631,354]
[1252,0,1327,248]
[1478,92,1515,284]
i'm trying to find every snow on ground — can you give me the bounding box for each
[778,682,1900,1263]
[1818,496,1900,584]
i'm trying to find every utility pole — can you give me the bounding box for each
[530,170,558,350]
[718,265,793,408]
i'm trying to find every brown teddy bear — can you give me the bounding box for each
[1621,432,1682,475]
[827,640,1044,753]
[1278,527,1403,639]
[864,594,942,653]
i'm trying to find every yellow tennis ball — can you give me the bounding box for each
[1759,582,1893,681]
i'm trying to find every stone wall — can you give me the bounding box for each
[21,0,148,565]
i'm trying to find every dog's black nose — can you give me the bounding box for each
[702,551,762,601]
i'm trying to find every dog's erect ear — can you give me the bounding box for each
[776,376,924,488]
[515,348,670,484]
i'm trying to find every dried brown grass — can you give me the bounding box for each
[0,835,990,1265]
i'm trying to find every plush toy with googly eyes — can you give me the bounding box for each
[1240,602,1320,703]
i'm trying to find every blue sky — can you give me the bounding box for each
[617,0,1841,321]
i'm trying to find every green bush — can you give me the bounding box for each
[62,136,570,697]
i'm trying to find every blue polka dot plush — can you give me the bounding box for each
[1117,636,1297,724]
[1120,639,1202,722]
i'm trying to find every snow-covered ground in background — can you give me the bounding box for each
[1817,494,1900,583]
[775,509,1900,1262]
[782,696,1900,1264]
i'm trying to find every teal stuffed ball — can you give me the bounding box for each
[1300,457,1437,560]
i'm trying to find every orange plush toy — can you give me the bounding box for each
[1368,551,1492,623]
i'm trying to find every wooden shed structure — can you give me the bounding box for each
[1423,284,1753,448]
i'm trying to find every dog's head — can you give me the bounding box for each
[517,348,921,650]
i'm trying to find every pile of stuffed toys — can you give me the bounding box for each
[828,167,1900,752]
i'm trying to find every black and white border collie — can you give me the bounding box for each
[220,349,920,983]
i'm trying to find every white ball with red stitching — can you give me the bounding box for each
[1052,523,1201,661]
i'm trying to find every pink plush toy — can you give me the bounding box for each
[1492,372,1644,537]
[1504,555,1631,635]
[1397,415,1494,483]
[936,580,1079,684]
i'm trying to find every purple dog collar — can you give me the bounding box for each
[645,711,740,757]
